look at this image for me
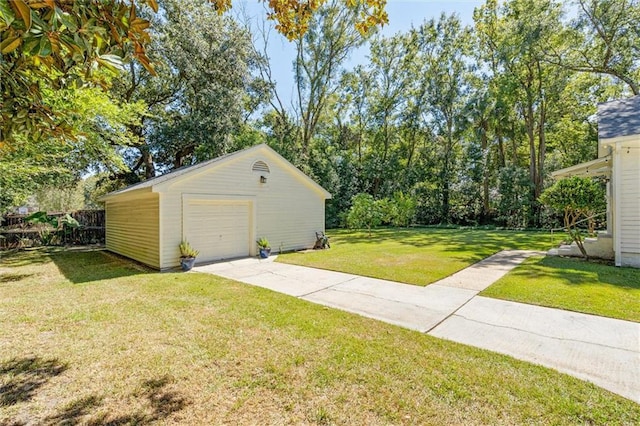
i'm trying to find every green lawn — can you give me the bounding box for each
[1,249,638,424]
[278,227,557,286]
[482,256,640,323]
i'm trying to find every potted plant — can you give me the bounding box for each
[179,240,200,271]
[257,237,271,258]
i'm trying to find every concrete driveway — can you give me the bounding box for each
[194,251,640,404]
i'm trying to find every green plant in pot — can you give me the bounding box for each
[257,237,271,258]
[179,240,199,271]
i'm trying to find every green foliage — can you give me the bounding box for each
[0,83,143,214]
[110,0,263,179]
[540,176,606,215]
[540,176,606,258]
[385,192,417,227]
[0,0,157,144]
[24,211,79,246]
[496,167,533,228]
[346,193,384,236]
[179,240,200,258]
[256,237,270,249]
[346,192,417,233]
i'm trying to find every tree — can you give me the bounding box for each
[293,0,367,158]
[474,0,569,226]
[109,0,262,183]
[417,14,472,221]
[0,0,157,145]
[1,0,388,146]
[0,84,141,214]
[387,191,416,227]
[346,193,384,236]
[539,176,606,259]
[545,0,640,95]
[149,0,261,168]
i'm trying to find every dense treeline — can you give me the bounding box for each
[1,0,638,228]
[270,0,637,228]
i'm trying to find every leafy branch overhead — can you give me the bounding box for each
[211,0,388,40]
[0,0,387,147]
[0,0,158,145]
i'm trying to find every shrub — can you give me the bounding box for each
[346,193,384,237]
[539,176,606,259]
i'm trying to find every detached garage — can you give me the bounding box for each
[100,144,331,270]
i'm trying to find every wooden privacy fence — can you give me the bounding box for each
[0,210,105,249]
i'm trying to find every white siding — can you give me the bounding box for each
[158,147,327,269]
[105,192,160,268]
[618,141,640,267]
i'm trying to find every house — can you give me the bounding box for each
[552,95,640,267]
[100,144,331,270]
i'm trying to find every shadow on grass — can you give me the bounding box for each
[509,256,640,290]
[45,395,103,425]
[0,249,52,268]
[44,375,189,425]
[0,273,34,283]
[49,250,151,284]
[0,356,68,407]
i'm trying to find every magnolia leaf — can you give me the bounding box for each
[59,10,78,31]
[37,35,52,56]
[29,2,50,9]
[10,0,31,30]
[0,35,20,53]
[147,0,159,13]
[130,17,150,32]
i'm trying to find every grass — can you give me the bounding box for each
[481,256,640,322]
[277,227,557,286]
[1,248,639,424]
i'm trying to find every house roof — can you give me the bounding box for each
[100,144,331,200]
[598,95,640,140]
[551,155,611,179]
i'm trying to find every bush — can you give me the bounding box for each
[346,193,384,237]
[386,191,417,227]
[539,176,606,259]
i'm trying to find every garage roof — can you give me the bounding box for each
[100,144,331,200]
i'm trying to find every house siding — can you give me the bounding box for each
[618,139,640,267]
[158,147,327,269]
[105,192,160,269]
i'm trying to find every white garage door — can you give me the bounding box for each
[184,200,251,263]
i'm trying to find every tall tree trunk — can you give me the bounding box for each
[480,120,491,219]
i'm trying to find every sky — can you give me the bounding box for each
[236,0,485,108]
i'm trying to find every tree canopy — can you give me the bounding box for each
[0,0,387,147]
[1,0,637,234]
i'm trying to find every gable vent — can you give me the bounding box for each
[252,161,270,173]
